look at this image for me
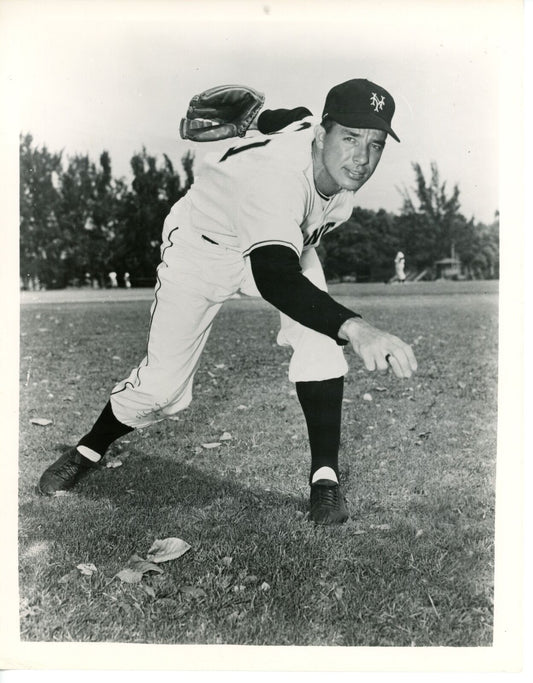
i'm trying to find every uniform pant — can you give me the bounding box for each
[110,224,348,429]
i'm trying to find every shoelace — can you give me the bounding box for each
[53,453,92,477]
[312,485,341,509]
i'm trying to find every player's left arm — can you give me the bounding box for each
[180,83,313,141]
[255,107,313,133]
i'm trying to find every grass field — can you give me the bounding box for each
[18,281,498,647]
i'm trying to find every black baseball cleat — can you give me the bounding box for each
[309,479,349,525]
[38,447,99,495]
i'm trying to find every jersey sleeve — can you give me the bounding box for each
[257,107,313,134]
[236,169,308,257]
[249,245,360,343]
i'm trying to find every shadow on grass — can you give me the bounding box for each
[19,443,494,646]
[21,442,311,563]
[20,445,364,645]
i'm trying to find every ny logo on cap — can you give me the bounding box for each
[370,92,385,113]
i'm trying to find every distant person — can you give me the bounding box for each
[38,79,417,525]
[124,272,131,289]
[394,251,406,283]
[108,271,118,288]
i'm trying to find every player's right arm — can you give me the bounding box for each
[231,145,417,379]
[249,244,358,344]
[249,245,417,379]
[338,317,417,379]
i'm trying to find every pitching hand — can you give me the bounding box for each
[338,317,417,379]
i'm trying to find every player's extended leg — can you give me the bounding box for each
[277,248,349,524]
[38,227,244,495]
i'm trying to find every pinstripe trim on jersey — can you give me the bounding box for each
[111,226,180,397]
[111,380,135,397]
[242,239,301,258]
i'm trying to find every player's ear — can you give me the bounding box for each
[315,124,327,149]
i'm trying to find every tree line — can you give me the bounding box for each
[20,134,194,289]
[20,134,499,289]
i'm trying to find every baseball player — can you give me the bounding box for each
[38,78,417,524]
[395,251,406,283]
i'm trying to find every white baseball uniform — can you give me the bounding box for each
[110,122,357,428]
[395,251,406,281]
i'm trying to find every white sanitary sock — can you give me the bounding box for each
[311,466,338,484]
[77,445,102,463]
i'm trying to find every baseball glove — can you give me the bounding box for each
[179,84,265,142]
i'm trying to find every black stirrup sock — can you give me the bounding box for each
[295,376,344,484]
[77,400,134,456]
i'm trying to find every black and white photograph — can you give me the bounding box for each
[0,0,526,673]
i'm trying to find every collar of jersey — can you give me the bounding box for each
[316,187,335,201]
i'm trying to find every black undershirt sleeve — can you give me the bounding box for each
[249,245,361,346]
[257,107,313,134]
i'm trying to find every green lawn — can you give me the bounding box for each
[18,283,498,646]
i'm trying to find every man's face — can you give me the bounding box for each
[313,122,387,195]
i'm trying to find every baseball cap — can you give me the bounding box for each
[322,79,400,142]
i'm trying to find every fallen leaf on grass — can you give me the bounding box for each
[146,537,191,563]
[115,554,163,584]
[115,568,144,584]
[58,569,80,584]
[370,524,391,531]
[142,584,156,598]
[30,418,52,426]
[227,610,244,623]
[219,432,232,441]
[106,459,123,469]
[334,586,344,601]
[236,404,248,410]
[128,554,164,574]
[76,563,98,576]
[362,393,373,402]
[202,442,221,449]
